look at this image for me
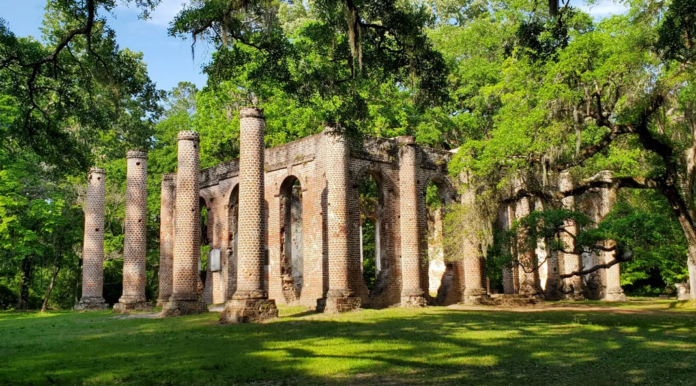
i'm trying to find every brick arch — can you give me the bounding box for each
[352,164,397,194]
[278,175,305,304]
[421,173,458,203]
[351,164,397,305]
[421,173,462,306]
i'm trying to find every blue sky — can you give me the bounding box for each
[0,0,628,93]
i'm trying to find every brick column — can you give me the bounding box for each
[75,168,108,311]
[317,127,361,313]
[157,174,176,307]
[537,198,562,300]
[220,107,278,323]
[161,132,208,317]
[460,183,486,303]
[114,150,152,312]
[598,171,626,301]
[558,171,584,299]
[514,195,543,296]
[399,136,427,307]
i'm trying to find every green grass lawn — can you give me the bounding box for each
[1,301,695,385]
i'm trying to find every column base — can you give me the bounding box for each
[113,300,153,313]
[400,295,427,307]
[219,298,278,323]
[603,287,627,302]
[543,279,564,301]
[159,299,208,317]
[156,298,170,308]
[463,288,489,305]
[317,295,361,313]
[74,297,108,311]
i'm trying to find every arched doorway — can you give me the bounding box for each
[424,178,458,304]
[357,171,389,298]
[279,176,304,303]
[227,186,239,297]
[199,197,212,303]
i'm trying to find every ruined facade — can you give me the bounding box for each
[77,108,628,317]
[170,109,471,314]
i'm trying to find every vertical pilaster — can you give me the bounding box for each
[537,198,562,300]
[317,127,361,313]
[514,196,543,296]
[399,136,427,307]
[599,171,626,301]
[75,168,108,311]
[157,174,176,307]
[220,107,278,323]
[161,132,208,317]
[460,183,486,303]
[115,150,152,312]
[558,171,584,299]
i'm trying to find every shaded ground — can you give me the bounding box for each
[1,300,695,385]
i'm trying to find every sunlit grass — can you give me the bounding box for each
[0,300,694,385]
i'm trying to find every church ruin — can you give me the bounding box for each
[75,107,631,321]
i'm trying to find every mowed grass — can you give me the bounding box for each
[1,301,695,385]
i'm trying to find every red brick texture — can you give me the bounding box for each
[75,168,108,311]
[220,108,278,323]
[597,172,626,301]
[199,127,459,314]
[558,172,584,300]
[398,137,427,307]
[114,150,152,312]
[319,128,361,313]
[157,174,176,306]
[160,132,208,317]
[514,196,543,296]
[460,186,486,303]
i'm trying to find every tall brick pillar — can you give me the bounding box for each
[558,171,584,299]
[75,168,108,311]
[114,150,152,312]
[598,171,626,301]
[161,132,208,317]
[316,127,361,313]
[220,107,278,323]
[399,136,427,307]
[157,174,176,307]
[538,198,562,300]
[460,182,487,304]
[514,195,543,296]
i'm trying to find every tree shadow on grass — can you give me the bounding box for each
[0,308,695,385]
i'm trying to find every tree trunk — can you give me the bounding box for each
[16,257,34,310]
[41,260,61,313]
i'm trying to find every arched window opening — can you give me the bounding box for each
[279,177,303,303]
[227,186,239,293]
[425,180,450,299]
[199,197,211,300]
[358,173,386,293]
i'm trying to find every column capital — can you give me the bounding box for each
[126,150,148,159]
[239,106,264,119]
[177,131,200,142]
[88,167,106,177]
